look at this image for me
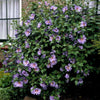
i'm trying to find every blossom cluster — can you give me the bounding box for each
[2,1,97,100]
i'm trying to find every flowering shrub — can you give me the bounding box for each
[2,0,99,100]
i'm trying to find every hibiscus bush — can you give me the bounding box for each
[2,0,99,100]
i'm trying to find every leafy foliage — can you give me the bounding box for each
[2,0,99,100]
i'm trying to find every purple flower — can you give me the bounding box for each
[23,78,28,84]
[45,1,49,6]
[25,41,30,48]
[56,35,61,42]
[65,15,69,19]
[49,35,54,42]
[76,70,80,74]
[18,68,22,73]
[29,62,37,68]
[15,29,18,35]
[53,28,59,33]
[62,6,68,13]
[60,67,64,72]
[80,21,87,28]
[22,70,29,77]
[50,81,56,87]
[2,61,7,66]
[49,55,56,62]
[13,81,23,88]
[50,6,57,11]
[33,56,39,60]
[65,64,72,72]
[34,67,39,72]
[28,67,31,72]
[23,60,29,66]
[63,51,68,57]
[78,78,83,84]
[65,73,69,79]
[16,48,22,53]
[79,46,83,49]
[40,83,47,90]
[25,20,30,26]
[41,54,46,58]
[37,22,42,28]
[45,19,52,25]
[75,5,82,12]
[37,49,41,55]
[69,58,75,64]
[78,35,86,44]
[50,50,56,54]
[25,29,31,37]
[49,96,56,100]
[55,83,59,89]
[13,73,19,79]
[31,88,41,95]
[16,59,21,64]
[29,13,35,20]
[51,60,57,66]
[47,63,51,68]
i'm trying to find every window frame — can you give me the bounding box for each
[0,0,21,42]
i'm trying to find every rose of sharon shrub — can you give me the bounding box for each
[2,1,98,100]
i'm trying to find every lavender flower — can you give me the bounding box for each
[29,62,37,68]
[65,15,69,19]
[31,88,41,95]
[45,19,52,25]
[49,35,54,42]
[16,59,21,64]
[16,48,22,53]
[78,35,86,44]
[78,46,83,49]
[25,29,31,37]
[34,67,39,72]
[45,1,49,6]
[50,81,56,87]
[29,13,35,20]
[23,60,29,66]
[62,6,68,13]
[33,56,39,60]
[65,64,72,72]
[50,6,57,11]
[80,21,87,28]
[56,35,61,42]
[52,28,59,33]
[78,78,83,84]
[37,22,42,28]
[47,63,51,68]
[60,67,64,72]
[49,55,56,62]
[63,51,68,57]
[28,67,31,72]
[51,60,57,66]
[22,70,29,77]
[41,54,46,58]
[13,73,19,79]
[2,60,7,66]
[65,73,69,79]
[13,81,23,87]
[49,96,56,100]
[25,20,30,26]
[75,5,82,12]
[69,58,75,64]
[40,83,47,90]
[23,78,28,84]
[37,49,41,55]
[25,41,30,48]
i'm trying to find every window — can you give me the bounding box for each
[0,0,20,41]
